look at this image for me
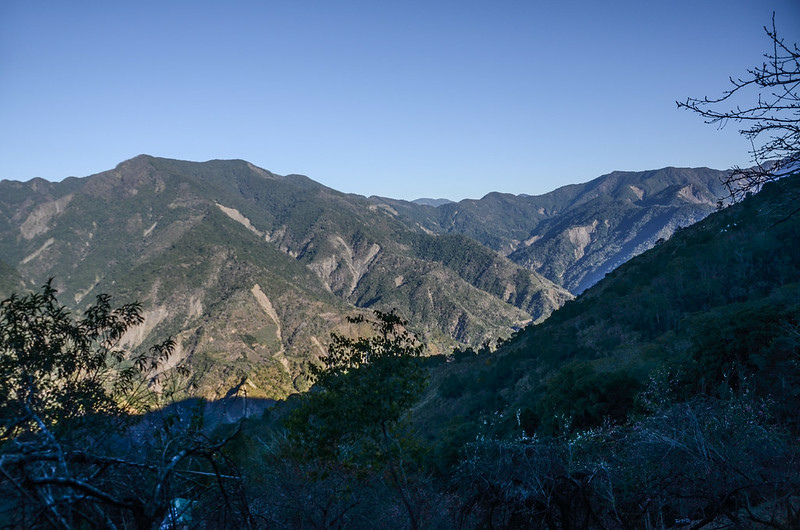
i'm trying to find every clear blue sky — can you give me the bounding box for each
[1,1,798,200]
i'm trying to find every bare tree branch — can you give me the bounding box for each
[678,12,800,202]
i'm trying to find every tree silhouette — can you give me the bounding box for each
[0,281,250,528]
[286,309,428,529]
[678,13,799,202]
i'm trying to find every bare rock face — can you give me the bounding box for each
[19,194,73,240]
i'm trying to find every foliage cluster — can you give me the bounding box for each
[279,310,429,528]
[455,394,800,528]
[286,310,426,458]
[0,283,251,528]
[0,279,173,438]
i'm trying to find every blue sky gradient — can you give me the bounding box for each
[2,0,798,200]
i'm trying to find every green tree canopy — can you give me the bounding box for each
[0,279,175,441]
[287,309,427,461]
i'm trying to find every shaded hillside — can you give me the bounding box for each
[0,155,570,398]
[417,171,800,451]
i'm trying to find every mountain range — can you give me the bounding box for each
[0,155,730,398]
[378,165,729,292]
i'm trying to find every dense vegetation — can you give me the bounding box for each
[3,172,797,528]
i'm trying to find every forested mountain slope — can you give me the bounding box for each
[0,155,570,398]
[418,171,800,452]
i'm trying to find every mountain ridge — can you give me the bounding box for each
[0,155,571,398]
[0,155,736,398]
[405,166,729,292]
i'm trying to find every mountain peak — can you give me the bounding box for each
[412,198,454,207]
[116,153,154,166]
